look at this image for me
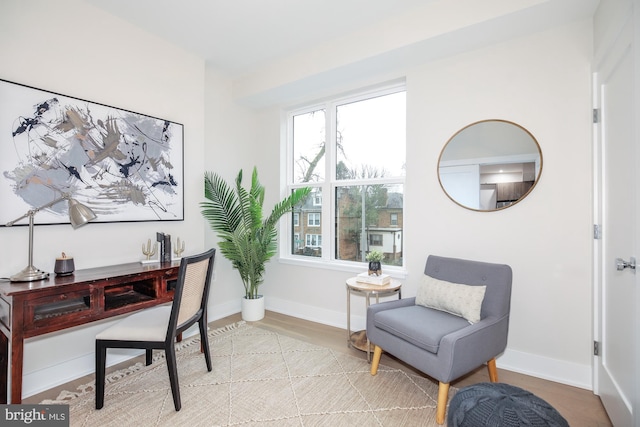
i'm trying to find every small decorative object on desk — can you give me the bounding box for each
[356,271,391,285]
[141,238,158,261]
[54,252,75,276]
[365,250,384,276]
[157,232,172,263]
[173,237,185,258]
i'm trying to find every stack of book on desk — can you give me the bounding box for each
[356,272,391,285]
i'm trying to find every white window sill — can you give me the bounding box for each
[278,256,408,279]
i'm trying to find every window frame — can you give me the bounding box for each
[280,82,407,275]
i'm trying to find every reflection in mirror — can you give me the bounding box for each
[438,120,542,211]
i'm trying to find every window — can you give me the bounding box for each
[293,213,299,226]
[285,84,406,268]
[369,234,383,246]
[306,234,322,247]
[308,212,321,227]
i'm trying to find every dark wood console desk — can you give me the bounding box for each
[0,261,181,404]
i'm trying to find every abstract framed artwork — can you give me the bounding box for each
[0,79,184,225]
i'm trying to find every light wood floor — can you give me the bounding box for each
[27,311,612,426]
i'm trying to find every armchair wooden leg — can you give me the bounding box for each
[370,345,383,375]
[487,357,498,382]
[436,381,450,425]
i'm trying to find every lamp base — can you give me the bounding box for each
[10,265,49,282]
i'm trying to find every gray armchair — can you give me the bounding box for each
[367,255,512,425]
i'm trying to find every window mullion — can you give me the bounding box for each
[324,102,336,261]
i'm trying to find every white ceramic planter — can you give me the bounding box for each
[241,295,265,321]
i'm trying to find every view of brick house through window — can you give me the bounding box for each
[287,86,406,267]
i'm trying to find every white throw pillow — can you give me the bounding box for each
[415,275,486,324]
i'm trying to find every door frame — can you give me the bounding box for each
[634,2,640,424]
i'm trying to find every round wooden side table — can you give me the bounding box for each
[346,276,402,361]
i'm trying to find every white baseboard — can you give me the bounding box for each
[266,296,351,330]
[267,296,594,391]
[496,348,592,390]
[22,298,593,398]
[23,350,144,399]
[21,301,241,399]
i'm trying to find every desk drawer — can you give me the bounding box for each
[104,279,156,311]
[27,290,91,332]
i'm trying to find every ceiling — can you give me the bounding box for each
[84,0,430,77]
[83,0,599,82]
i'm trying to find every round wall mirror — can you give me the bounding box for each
[438,120,542,211]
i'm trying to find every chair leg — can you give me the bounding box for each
[487,357,498,382]
[199,318,212,371]
[165,344,181,411]
[370,345,383,375]
[145,349,153,366]
[95,341,106,409]
[436,382,450,425]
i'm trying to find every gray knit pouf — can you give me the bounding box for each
[447,383,569,427]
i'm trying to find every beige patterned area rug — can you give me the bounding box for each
[43,321,452,426]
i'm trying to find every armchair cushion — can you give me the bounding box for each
[374,305,469,353]
[416,275,486,324]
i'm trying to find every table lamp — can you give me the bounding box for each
[6,193,97,282]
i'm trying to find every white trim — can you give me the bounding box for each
[277,255,408,279]
[20,300,240,399]
[268,296,347,330]
[22,297,591,398]
[268,297,594,391]
[23,349,143,399]
[496,349,592,391]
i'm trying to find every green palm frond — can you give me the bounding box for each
[201,167,311,299]
[202,172,241,234]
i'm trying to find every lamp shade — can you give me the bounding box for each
[7,193,97,282]
[68,198,97,229]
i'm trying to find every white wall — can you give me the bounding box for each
[0,0,596,399]
[0,0,208,398]
[407,22,593,387]
[202,67,261,317]
[259,21,595,389]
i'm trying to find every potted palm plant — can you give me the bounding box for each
[201,167,310,321]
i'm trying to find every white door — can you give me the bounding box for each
[594,15,637,427]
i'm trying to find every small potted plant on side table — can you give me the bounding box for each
[366,250,384,276]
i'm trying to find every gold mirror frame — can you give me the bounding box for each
[437,119,543,211]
